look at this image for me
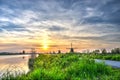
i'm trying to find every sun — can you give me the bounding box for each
[42,35,50,50]
[43,45,48,50]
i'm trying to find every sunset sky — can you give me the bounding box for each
[0,0,120,53]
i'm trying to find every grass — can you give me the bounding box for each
[1,53,120,80]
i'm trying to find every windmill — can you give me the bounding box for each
[31,48,36,54]
[66,43,77,53]
[31,48,37,59]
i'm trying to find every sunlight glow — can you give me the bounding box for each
[42,33,49,50]
[43,44,48,50]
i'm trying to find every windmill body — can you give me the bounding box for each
[67,43,77,53]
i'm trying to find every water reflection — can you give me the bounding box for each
[0,55,31,78]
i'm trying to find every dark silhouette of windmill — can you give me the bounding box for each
[31,48,37,59]
[66,43,77,53]
[31,48,36,54]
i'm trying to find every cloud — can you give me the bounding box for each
[48,25,68,31]
[0,0,120,52]
[82,0,120,25]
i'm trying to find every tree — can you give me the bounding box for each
[111,49,115,54]
[115,48,120,54]
[23,50,25,54]
[93,49,100,54]
[102,49,107,54]
[111,48,120,54]
[58,50,61,54]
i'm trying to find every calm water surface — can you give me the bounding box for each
[0,55,31,78]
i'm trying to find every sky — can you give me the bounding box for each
[0,0,120,53]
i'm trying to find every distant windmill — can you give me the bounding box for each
[31,48,36,59]
[31,48,36,54]
[66,43,77,53]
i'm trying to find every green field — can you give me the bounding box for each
[2,53,120,80]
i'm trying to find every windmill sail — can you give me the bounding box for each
[66,43,77,53]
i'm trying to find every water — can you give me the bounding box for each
[95,59,120,68]
[0,55,31,78]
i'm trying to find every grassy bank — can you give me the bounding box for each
[2,54,120,80]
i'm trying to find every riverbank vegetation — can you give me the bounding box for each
[2,53,120,80]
